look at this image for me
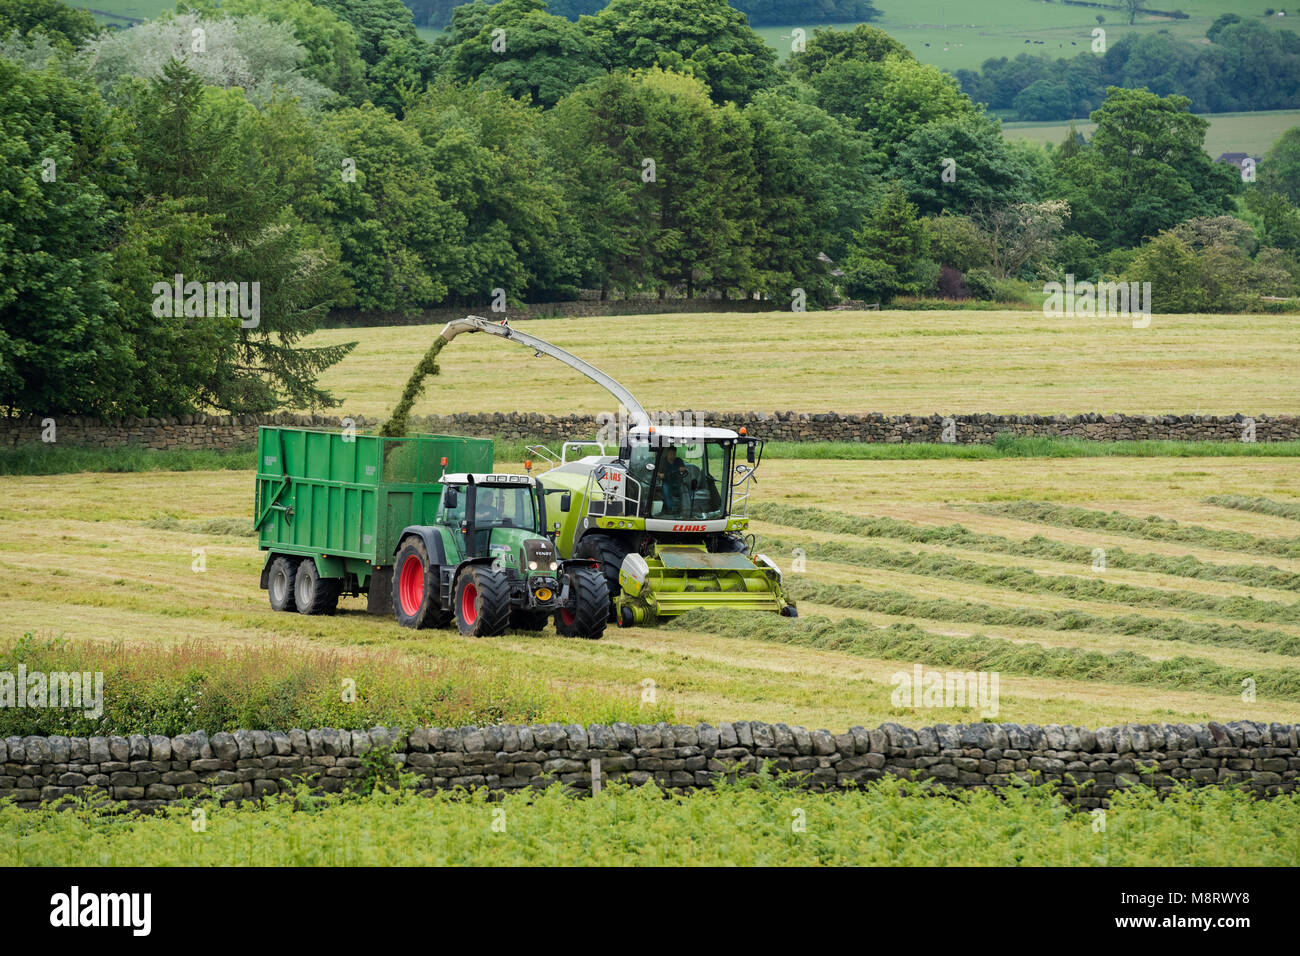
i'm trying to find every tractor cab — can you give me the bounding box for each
[436,473,557,573]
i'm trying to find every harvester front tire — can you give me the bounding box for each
[393,538,450,629]
[455,566,511,637]
[554,567,609,640]
[267,556,299,612]
[294,559,341,615]
[573,533,628,622]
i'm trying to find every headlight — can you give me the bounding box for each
[550,561,558,571]
[529,561,538,570]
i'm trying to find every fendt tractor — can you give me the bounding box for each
[439,316,796,626]
[254,426,609,638]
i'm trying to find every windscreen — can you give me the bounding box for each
[651,440,730,520]
[473,485,537,530]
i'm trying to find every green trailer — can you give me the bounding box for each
[253,425,608,638]
[255,425,493,614]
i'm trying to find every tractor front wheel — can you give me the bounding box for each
[454,566,511,637]
[392,538,450,629]
[554,567,609,640]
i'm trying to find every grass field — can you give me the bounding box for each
[5,453,1299,731]
[758,0,1297,69]
[302,310,1300,420]
[1004,109,1300,157]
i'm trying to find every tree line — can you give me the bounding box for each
[2,0,1298,420]
[958,14,1300,121]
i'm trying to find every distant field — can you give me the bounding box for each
[1004,109,1300,157]
[758,0,1295,68]
[303,310,1300,420]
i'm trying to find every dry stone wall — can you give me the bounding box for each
[5,411,1296,450]
[4,720,1296,812]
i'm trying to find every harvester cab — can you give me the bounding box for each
[437,315,795,627]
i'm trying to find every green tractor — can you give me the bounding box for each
[392,471,609,639]
[437,317,796,626]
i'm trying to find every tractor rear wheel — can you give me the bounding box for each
[267,556,299,612]
[392,538,450,629]
[573,533,628,622]
[294,559,341,615]
[554,567,609,640]
[454,566,511,637]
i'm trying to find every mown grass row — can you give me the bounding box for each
[0,634,671,738]
[974,501,1300,559]
[752,502,1300,592]
[143,515,256,537]
[0,445,258,476]
[1206,495,1300,524]
[7,776,1299,866]
[760,533,1300,625]
[669,610,1300,701]
[783,578,1300,657]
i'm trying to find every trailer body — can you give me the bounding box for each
[255,425,493,607]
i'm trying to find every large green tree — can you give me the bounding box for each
[0,58,129,417]
[433,0,602,108]
[548,68,758,297]
[1052,87,1239,249]
[579,0,778,105]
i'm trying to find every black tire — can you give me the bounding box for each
[510,610,550,632]
[267,556,299,612]
[294,559,341,615]
[392,538,450,629]
[554,567,609,640]
[573,533,629,622]
[454,565,512,637]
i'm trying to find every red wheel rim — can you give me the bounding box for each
[461,580,478,625]
[399,555,424,617]
[559,608,575,627]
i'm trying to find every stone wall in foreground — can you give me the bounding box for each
[3,720,1296,811]
[4,411,1296,450]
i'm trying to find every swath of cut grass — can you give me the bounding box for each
[1206,495,1300,524]
[753,502,1300,592]
[974,501,1300,560]
[0,445,256,476]
[783,579,1300,657]
[668,610,1300,701]
[760,533,1300,625]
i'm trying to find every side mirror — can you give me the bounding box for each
[559,492,572,513]
[443,487,458,508]
[746,443,755,463]
[618,441,631,461]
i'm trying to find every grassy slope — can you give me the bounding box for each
[303,310,1300,419]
